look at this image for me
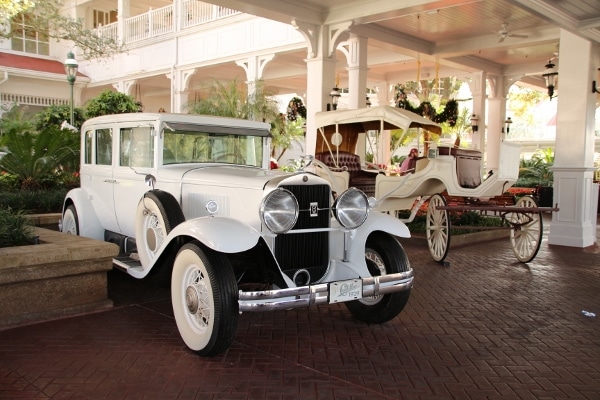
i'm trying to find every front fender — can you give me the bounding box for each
[167,216,262,253]
[334,211,411,268]
[63,188,104,240]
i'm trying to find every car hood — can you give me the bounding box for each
[157,164,289,189]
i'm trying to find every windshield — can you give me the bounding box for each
[163,129,265,167]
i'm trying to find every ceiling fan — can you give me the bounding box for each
[498,23,529,42]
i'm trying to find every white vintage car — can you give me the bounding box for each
[61,112,414,356]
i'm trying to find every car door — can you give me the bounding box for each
[112,124,157,237]
[80,127,121,233]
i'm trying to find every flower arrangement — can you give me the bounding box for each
[394,85,458,127]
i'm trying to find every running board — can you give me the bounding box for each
[113,256,143,272]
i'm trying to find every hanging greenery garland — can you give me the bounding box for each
[394,85,458,127]
[286,96,307,121]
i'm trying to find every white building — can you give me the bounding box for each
[0,0,599,248]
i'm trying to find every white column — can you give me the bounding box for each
[117,0,131,43]
[293,19,351,156]
[235,54,275,98]
[467,71,487,151]
[166,68,196,113]
[305,56,336,155]
[112,80,136,95]
[548,30,598,247]
[341,34,368,109]
[486,75,509,171]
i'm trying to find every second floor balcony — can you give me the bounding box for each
[94,1,239,46]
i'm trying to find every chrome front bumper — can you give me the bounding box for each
[238,269,414,312]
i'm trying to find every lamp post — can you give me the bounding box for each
[542,59,558,100]
[470,114,479,132]
[329,87,341,110]
[504,117,513,136]
[64,51,78,126]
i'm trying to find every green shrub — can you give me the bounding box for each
[0,207,36,248]
[0,188,67,213]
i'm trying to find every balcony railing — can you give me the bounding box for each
[94,1,239,44]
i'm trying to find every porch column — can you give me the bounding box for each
[117,0,131,43]
[486,75,509,171]
[113,80,136,95]
[168,68,196,113]
[236,54,275,99]
[293,19,352,156]
[548,30,599,247]
[467,71,487,152]
[341,34,368,109]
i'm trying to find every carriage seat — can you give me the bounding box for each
[314,151,377,196]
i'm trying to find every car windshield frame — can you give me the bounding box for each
[162,122,267,167]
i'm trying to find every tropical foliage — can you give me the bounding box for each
[0,207,36,248]
[517,148,554,187]
[35,104,85,131]
[188,80,304,163]
[85,90,143,118]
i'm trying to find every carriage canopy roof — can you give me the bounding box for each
[314,105,442,136]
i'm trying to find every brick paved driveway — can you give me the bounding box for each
[1,219,599,399]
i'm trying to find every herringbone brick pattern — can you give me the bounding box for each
[1,217,599,399]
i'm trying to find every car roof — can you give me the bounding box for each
[81,113,272,136]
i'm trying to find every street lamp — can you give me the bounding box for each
[329,87,341,110]
[64,51,78,126]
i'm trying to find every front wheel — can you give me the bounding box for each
[345,233,411,323]
[62,205,79,235]
[171,242,239,356]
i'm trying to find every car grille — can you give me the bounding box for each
[274,184,330,283]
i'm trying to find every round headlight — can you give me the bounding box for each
[260,188,299,234]
[333,188,369,229]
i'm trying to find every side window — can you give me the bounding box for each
[120,126,153,168]
[84,130,93,164]
[96,128,113,166]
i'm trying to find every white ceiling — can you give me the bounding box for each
[189,0,600,97]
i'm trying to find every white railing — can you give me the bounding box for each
[182,0,238,28]
[93,1,239,44]
[95,23,118,40]
[126,5,174,42]
[1,93,69,107]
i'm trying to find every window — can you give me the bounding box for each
[93,9,117,28]
[11,13,49,55]
[96,129,113,166]
[120,127,153,168]
[84,130,93,164]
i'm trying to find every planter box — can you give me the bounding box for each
[0,228,119,330]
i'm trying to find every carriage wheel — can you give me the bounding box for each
[426,194,451,263]
[509,195,543,263]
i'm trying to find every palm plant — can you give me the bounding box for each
[188,79,279,122]
[518,148,554,187]
[0,113,79,189]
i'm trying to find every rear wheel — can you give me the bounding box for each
[171,242,239,356]
[345,233,411,323]
[426,193,450,262]
[62,205,79,235]
[509,196,543,263]
[135,190,184,267]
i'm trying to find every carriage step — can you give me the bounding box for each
[113,255,143,272]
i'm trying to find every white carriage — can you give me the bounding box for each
[309,105,554,263]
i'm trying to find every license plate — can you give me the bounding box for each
[329,279,362,303]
